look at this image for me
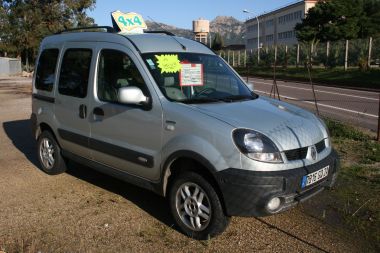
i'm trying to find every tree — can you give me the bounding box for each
[0,0,11,55]
[295,0,380,43]
[1,0,95,69]
[295,0,363,44]
[211,33,224,51]
[359,0,380,38]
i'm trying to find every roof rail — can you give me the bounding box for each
[144,30,175,36]
[55,26,116,34]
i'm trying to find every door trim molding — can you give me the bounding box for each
[32,93,55,103]
[58,128,154,168]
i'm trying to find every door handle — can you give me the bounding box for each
[79,104,87,119]
[93,107,104,116]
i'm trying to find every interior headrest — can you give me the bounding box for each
[164,77,175,87]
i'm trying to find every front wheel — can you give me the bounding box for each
[169,172,230,240]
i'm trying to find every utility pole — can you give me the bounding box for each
[243,9,260,64]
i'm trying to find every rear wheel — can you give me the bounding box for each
[37,131,67,175]
[169,172,230,239]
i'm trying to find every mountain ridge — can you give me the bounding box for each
[146,16,245,45]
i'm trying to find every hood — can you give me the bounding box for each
[188,97,327,151]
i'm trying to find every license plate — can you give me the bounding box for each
[301,166,329,188]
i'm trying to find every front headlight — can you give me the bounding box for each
[233,129,283,163]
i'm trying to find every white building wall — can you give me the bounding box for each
[0,57,22,76]
[245,0,319,50]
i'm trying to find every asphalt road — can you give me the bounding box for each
[247,77,380,132]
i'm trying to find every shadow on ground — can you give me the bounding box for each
[66,162,175,229]
[3,119,176,232]
[3,119,39,167]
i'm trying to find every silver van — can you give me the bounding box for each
[31,27,339,239]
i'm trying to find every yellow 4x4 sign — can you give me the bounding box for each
[111,11,147,33]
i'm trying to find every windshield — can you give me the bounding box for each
[142,53,257,104]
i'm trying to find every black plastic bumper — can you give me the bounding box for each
[217,150,339,217]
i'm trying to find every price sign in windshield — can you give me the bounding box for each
[111,11,147,34]
[180,63,204,86]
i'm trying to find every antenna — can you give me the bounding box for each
[147,16,187,51]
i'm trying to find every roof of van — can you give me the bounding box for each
[41,32,215,55]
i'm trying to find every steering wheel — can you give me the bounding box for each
[194,87,217,97]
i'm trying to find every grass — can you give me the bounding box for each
[235,66,380,90]
[324,118,380,251]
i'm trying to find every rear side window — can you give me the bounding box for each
[58,49,92,98]
[35,49,59,92]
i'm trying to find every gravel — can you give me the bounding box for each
[0,77,368,253]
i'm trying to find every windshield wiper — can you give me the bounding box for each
[220,94,257,102]
[180,97,225,104]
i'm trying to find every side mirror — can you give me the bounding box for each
[118,86,148,105]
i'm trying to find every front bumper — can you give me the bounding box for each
[217,149,339,217]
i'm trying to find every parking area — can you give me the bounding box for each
[0,77,370,252]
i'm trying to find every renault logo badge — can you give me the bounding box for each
[310,146,317,161]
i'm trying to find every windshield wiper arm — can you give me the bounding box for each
[221,94,256,102]
[180,97,225,104]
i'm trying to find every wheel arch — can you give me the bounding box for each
[161,150,227,214]
[36,122,58,142]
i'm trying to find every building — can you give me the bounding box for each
[0,57,22,77]
[193,18,210,45]
[245,0,320,50]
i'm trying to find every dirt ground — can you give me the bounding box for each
[0,77,372,252]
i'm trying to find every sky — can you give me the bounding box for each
[88,0,298,29]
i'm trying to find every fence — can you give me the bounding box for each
[220,37,380,69]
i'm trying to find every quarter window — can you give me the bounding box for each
[97,49,147,103]
[35,49,59,92]
[58,49,92,98]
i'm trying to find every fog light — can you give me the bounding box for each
[267,197,281,212]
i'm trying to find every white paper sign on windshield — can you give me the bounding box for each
[180,63,204,86]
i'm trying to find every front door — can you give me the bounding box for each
[89,43,163,181]
[54,43,95,159]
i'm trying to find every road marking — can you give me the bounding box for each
[252,80,379,101]
[255,89,378,118]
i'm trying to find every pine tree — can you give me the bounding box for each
[211,33,224,51]
[295,0,380,43]
[2,0,96,67]
[359,0,380,38]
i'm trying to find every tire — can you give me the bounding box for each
[169,171,230,240]
[37,130,67,175]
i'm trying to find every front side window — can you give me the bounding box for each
[97,49,147,103]
[142,53,256,104]
[35,49,59,91]
[58,49,92,98]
